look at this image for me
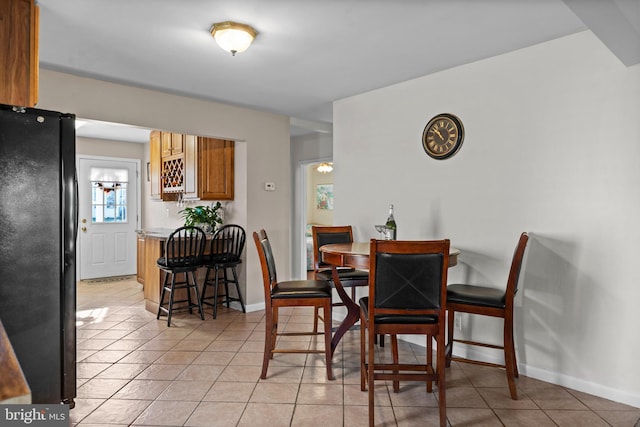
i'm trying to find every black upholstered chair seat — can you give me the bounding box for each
[447,284,506,309]
[272,280,332,299]
[206,253,241,265]
[157,256,201,269]
[360,297,439,324]
[316,268,369,286]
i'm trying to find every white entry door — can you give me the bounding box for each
[78,156,140,280]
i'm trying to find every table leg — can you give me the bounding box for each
[330,266,360,356]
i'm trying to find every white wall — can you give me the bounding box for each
[334,31,640,407]
[37,70,292,308]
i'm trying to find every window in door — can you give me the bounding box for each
[90,167,128,223]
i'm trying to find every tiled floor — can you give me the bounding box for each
[73,277,640,426]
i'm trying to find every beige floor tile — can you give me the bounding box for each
[205,340,245,352]
[191,350,235,365]
[68,398,105,424]
[80,398,152,425]
[76,378,129,399]
[171,338,213,351]
[237,402,295,427]
[387,382,440,408]
[441,386,488,408]
[131,399,199,426]
[297,383,344,405]
[82,350,131,363]
[569,389,640,411]
[344,383,392,407]
[118,350,166,364]
[154,350,201,364]
[528,387,589,410]
[343,404,396,427]
[76,338,117,351]
[493,409,557,426]
[203,381,257,402]
[77,362,111,379]
[218,365,263,382]
[135,363,186,380]
[103,338,148,351]
[393,406,444,426]
[545,409,610,426]
[476,387,538,409]
[92,329,132,340]
[595,410,640,426]
[112,379,172,400]
[176,364,225,381]
[95,363,149,379]
[185,401,246,427]
[250,382,300,404]
[446,408,503,426]
[229,351,264,366]
[157,380,214,401]
[137,339,181,351]
[291,403,344,426]
[258,365,305,383]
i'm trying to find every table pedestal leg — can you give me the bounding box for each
[330,266,360,356]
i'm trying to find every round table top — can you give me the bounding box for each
[320,242,460,257]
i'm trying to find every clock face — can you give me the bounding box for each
[422,113,464,159]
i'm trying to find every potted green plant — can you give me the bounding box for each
[179,202,222,233]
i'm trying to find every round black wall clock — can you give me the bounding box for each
[422,113,465,160]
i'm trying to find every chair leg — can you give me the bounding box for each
[213,266,220,319]
[167,273,176,327]
[157,271,169,320]
[185,272,194,314]
[503,315,519,399]
[223,269,231,308]
[322,300,335,380]
[190,271,205,320]
[313,306,319,334]
[391,334,400,392]
[230,265,246,313]
[367,322,376,427]
[261,306,274,379]
[426,334,433,393]
[445,309,455,367]
[436,333,447,427]
[360,311,367,391]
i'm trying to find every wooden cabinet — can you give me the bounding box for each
[136,235,146,285]
[199,138,234,200]
[0,0,39,107]
[149,131,162,200]
[148,131,234,201]
[161,132,183,157]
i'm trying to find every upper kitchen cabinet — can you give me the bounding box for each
[199,137,234,200]
[149,131,162,200]
[149,131,234,201]
[0,0,39,107]
[161,132,183,157]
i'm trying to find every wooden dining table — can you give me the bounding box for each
[320,241,460,356]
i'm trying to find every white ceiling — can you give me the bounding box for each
[38,0,638,142]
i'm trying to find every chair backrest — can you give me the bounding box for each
[209,224,246,264]
[312,225,355,271]
[164,226,206,268]
[505,232,529,303]
[253,229,278,304]
[369,239,450,316]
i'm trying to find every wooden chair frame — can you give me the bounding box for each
[445,232,529,400]
[360,239,450,427]
[311,225,369,332]
[253,229,334,380]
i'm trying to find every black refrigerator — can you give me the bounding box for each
[0,104,77,406]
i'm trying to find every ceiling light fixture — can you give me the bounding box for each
[210,21,257,56]
[317,162,333,174]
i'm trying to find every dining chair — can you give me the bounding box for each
[445,232,529,400]
[360,239,450,427]
[253,229,335,380]
[311,225,369,331]
[156,226,206,326]
[200,224,246,319]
